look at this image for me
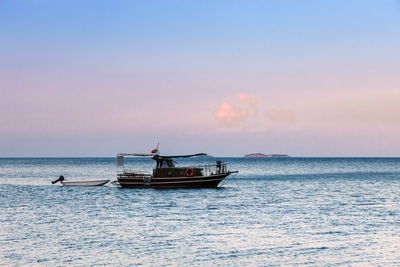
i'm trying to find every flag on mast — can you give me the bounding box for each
[151,142,159,154]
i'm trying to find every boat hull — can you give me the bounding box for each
[117,173,231,188]
[61,180,110,186]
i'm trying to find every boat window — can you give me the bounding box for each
[161,160,169,168]
[155,157,176,168]
[167,160,175,167]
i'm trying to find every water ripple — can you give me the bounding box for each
[1,158,400,265]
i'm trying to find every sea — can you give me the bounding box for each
[1,157,400,266]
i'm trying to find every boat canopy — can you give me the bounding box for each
[117,153,207,158]
[117,153,207,168]
[117,153,156,157]
[154,153,207,159]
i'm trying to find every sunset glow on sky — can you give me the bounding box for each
[1,1,400,156]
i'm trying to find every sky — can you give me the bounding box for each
[1,0,400,157]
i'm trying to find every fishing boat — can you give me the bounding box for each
[114,152,238,188]
[52,176,110,186]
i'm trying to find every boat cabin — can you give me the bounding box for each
[152,154,204,177]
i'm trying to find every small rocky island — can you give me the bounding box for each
[244,153,290,158]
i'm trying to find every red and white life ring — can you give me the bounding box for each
[185,168,195,177]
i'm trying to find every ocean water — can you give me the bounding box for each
[1,157,400,266]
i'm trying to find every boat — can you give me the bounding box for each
[60,180,110,186]
[114,152,238,188]
[52,176,110,186]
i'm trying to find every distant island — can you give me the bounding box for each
[244,153,290,158]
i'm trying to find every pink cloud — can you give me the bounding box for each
[237,93,260,116]
[266,109,296,123]
[213,100,248,128]
[237,93,260,106]
[213,93,296,130]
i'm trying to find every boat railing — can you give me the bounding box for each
[119,169,152,178]
[195,163,228,176]
[118,164,231,177]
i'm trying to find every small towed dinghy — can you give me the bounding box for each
[52,176,110,186]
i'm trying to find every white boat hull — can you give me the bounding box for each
[61,180,110,186]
